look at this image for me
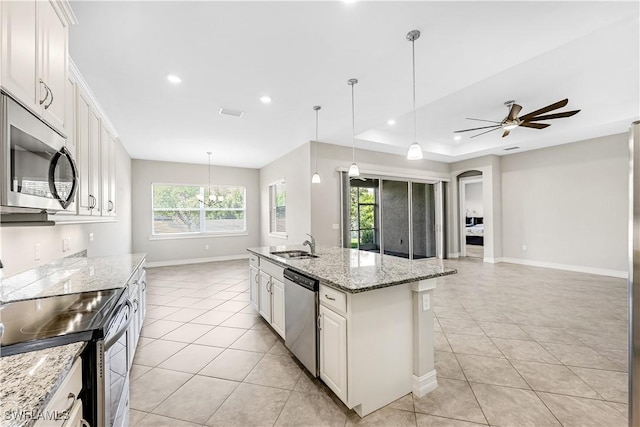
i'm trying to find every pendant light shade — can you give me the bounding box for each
[312,105,322,184]
[406,30,423,160]
[348,78,360,177]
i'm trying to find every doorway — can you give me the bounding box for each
[459,173,484,259]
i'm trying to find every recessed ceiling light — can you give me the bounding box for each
[388,119,396,126]
[453,135,462,141]
[259,95,272,104]
[166,74,182,84]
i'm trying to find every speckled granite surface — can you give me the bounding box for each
[0,342,85,427]
[1,253,146,303]
[247,246,456,293]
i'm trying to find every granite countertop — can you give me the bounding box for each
[247,246,456,293]
[0,342,86,427]
[1,253,146,303]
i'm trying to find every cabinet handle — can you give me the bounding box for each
[80,420,90,427]
[133,299,139,313]
[324,294,336,301]
[254,274,259,284]
[39,79,50,106]
[62,392,76,415]
[317,315,322,330]
[44,85,54,110]
[108,200,114,212]
[267,279,272,293]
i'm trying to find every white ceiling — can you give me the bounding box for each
[69,1,640,168]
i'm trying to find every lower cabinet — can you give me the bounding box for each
[319,304,347,402]
[35,358,88,427]
[250,257,285,339]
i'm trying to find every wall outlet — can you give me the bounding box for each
[422,294,431,311]
[89,233,94,242]
[35,243,41,261]
[62,238,66,253]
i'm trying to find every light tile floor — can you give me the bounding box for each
[130,257,628,426]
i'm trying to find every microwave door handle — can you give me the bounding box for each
[48,146,79,209]
[104,300,133,350]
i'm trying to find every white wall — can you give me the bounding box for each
[310,142,450,248]
[131,159,260,265]
[1,140,133,276]
[501,133,628,276]
[464,182,483,217]
[260,143,311,247]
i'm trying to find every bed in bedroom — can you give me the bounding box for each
[466,217,484,246]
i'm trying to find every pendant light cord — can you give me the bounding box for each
[315,108,319,172]
[412,37,417,144]
[351,82,356,163]
[207,152,212,200]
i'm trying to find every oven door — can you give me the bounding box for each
[1,94,77,211]
[101,299,133,427]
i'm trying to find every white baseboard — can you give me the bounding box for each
[499,257,627,279]
[412,370,438,398]
[483,257,499,264]
[146,254,249,268]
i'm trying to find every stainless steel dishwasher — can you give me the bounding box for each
[284,268,319,377]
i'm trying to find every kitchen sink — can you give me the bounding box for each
[271,250,319,259]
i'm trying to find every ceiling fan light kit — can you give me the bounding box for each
[406,29,423,160]
[454,98,580,139]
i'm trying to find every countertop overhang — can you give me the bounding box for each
[247,246,456,293]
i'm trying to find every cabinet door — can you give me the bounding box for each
[249,266,259,310]
[270,277,285,338]
[319,305,347,402]
[0,0,38,111]
[88,108,101,214]
[108,133,117,215]
[100,125,111,216]
[258,271,271,323]
[62,399,83,427]
[38,0,67,134]
[75,89,92,212]
[64,75,76,157]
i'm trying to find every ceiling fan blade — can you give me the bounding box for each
[465,117,502,124]
[520,122,551,129]
[470,127,501,138]
[519,99,569,121]
[524,110,580,121]
[454,125,501,133]
[502,130,511,138]
[507,104,522,121]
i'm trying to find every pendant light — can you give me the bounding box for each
[406,29,423,160]
[347,78,360,177]
[311,105,322,184]
[196,151,217,206]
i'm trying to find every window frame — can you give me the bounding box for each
[350,184,379,250]
[151,182,247,237]
[269,179,287,238]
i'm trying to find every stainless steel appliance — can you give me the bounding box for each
[0,93,78,211]
[629,121,640,427]
[0,288,134,427]
[284,268,319,376]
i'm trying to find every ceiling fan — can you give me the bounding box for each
[454,99,580,138]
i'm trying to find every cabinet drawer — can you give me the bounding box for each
[35,358,82,427]
[320,285,347,313]
[261,259,284,282]
[249,253,260,268]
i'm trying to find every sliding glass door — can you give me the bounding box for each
[411,182,436,259]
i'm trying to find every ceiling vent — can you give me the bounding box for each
[503,146,520,151]
[219,108,244,118]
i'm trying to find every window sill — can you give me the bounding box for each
[149,232,249,241]
[269,233,288,240]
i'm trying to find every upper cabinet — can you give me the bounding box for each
[0,0,76,136]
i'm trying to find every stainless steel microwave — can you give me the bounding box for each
[0,93,78,212]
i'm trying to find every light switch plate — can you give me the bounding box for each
[422,294,430,311]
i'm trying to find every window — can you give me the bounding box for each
[152,184,246,235]
[349,179,379,250]
[269,180,286,234]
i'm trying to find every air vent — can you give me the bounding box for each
[503,146,520,151]
[219,108,244,118]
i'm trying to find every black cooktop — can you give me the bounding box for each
[0,288,125,357]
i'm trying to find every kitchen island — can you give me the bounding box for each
[247,245,456,417]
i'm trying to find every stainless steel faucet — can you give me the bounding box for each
[303,233,316,254]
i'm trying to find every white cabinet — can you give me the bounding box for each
[100,125,116,216]
[249,265,259,310]
[0,0,73,135]
[251,256,285,339]
[258,271,271,323]
[270,277,285,338]
[319,304,347,402]
[35,358,87,427]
